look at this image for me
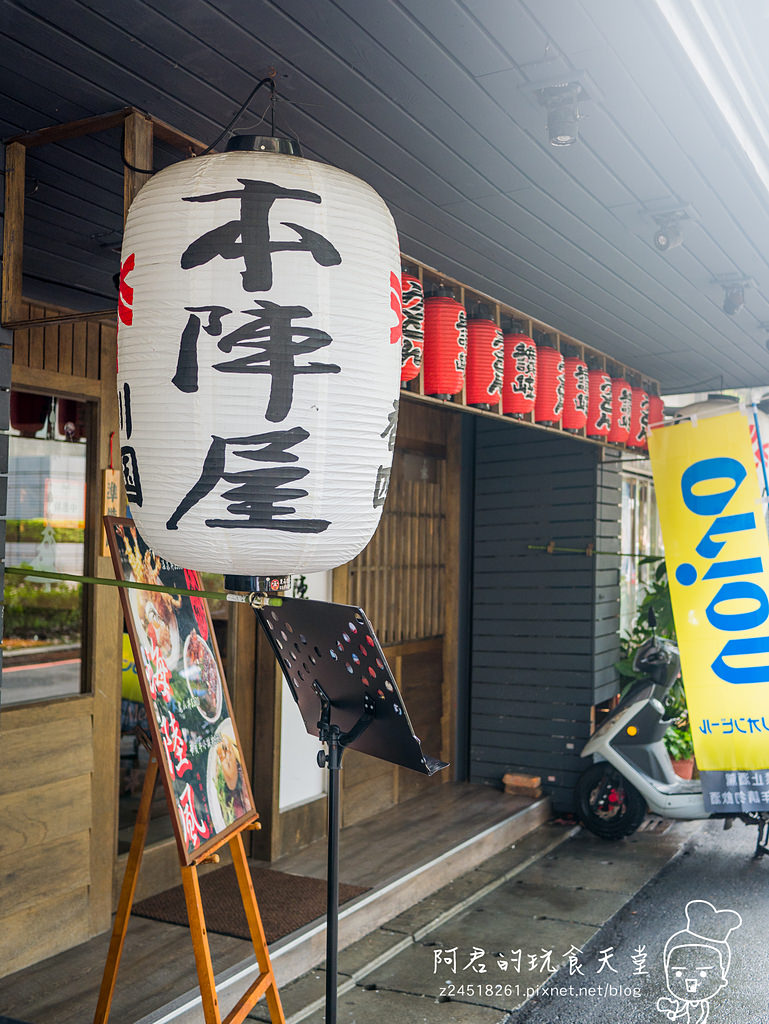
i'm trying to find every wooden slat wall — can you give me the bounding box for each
[469,422,621,812]
[2,298,123,976]
[11,301,105,378]
[341,638,444,827]
[341,401,456,826]
[348,401,447,644]
[0,699,94,975]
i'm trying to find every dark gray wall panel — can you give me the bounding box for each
[470,420,620,812]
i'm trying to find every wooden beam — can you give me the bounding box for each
[7,108,133,149]
[2,142,26,325]
[123,111,154,223]
[4,309,116,331]
[151,116,209,156]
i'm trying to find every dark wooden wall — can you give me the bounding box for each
[469,420,621,812]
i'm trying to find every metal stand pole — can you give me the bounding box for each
[315,684,375,1024]
[323,725,343,1024]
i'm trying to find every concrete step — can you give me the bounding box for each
[254,817,703,1024]
[136,795,552,1023]
[247,820,582,1023]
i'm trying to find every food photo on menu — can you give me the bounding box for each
[107,518,254,859]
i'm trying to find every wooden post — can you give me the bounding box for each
[229,832,286,1023]
[2,141,26,325]
[181,864,222,1024]
[93,753,285,1024]
[123,110,154,223]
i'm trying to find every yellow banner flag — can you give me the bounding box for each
[648,409,769,770]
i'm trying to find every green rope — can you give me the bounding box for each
[4,565,283,605]
[528,544,661,559]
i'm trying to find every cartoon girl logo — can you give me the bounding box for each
[656,900,741,1024]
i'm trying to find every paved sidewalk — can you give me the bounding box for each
[249,817,703,1023]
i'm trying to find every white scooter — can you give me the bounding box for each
[574,618,769,855]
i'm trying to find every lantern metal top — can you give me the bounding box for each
[225,134,303,156]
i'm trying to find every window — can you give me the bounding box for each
[2,391,89,706]
[620,465,663,637]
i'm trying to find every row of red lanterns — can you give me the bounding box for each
[399,273,663,448]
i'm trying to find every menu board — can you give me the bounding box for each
[106,516,257,865]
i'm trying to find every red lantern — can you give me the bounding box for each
[423,295,467,397]
[466,316,503,408]
[562,357,589,432]
[587,370,612,438]
[10,391,52,437]
[627,388,650,449]
[648,394,665,431]
[400,273,424,383]
[502,331,536,417]
[534,346,564,425]
[607,377,633,444]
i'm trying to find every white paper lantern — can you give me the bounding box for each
[117,137,402,575]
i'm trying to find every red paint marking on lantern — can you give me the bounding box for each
[118,253,135,327]
[390,271,402,345]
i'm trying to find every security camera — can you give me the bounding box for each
[653,223,682,251]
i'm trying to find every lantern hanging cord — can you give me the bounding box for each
[4,565,283,607]
[120,75,277,174]
[198,76,276,157]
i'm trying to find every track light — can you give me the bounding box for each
[723,285,744,316]
[713,274,752,316]
[542,84,582,147]
[524,72,591,149]
[653,221,683,252]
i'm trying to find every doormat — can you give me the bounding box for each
[132,864,369,943]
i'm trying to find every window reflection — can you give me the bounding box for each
[2,391,88,706]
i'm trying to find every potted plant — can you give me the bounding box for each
[662,677,695,777]
[619,558,695,778]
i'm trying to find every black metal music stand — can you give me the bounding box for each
[255,597,448,1024]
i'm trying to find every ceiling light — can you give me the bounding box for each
[653,222,683,251]
[540,84,583,147]
[714,274,752,316]
[723,285,744,316]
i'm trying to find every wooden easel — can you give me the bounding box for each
[93,748,285,1024]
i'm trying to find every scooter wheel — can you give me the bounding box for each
[575,762,646,840]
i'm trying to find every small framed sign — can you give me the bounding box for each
[105,515,257,865]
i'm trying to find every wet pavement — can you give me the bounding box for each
[248,816,706,1023]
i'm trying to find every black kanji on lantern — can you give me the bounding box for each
[380,399,400,453]
[373,466,391,508]
[213,301,340,422]
[573,365,589,414]
[166,427,330,533]
[121,446,143,506]
[180,179,342,292]
[171,302,341,423]
[511,343,536,400]
[172,305,230,393]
